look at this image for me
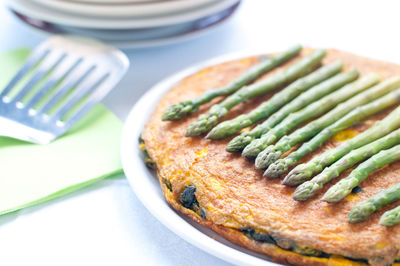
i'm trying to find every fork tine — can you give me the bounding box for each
[0,47,49,100]
[0,35,129,144]
[11,50,67,104]
[38,63,97,114]
[62,72,120,129]
[51,70,110,121]
[24,56,83,110]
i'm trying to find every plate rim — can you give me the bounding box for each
[11,3,238,49]
[7,0,239,29]
[32,0,218,18]
[120,50,283,266]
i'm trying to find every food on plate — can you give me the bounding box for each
[293,126,400,201]
[141,47,400,265]
[241,70,361,159]
[323,145,400,203]
[257,75,394,171]
[241,70,363,159]
[162,45,301,121]
[254,74,379,169]
[380,205,400,226]
[349,182,400,223]
[267,84,400,181]
[206,61,343,140]
[227,66,358,153]
[283,104,400,186]
[185,49,325,136]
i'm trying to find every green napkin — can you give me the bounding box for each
[0,49,123,215]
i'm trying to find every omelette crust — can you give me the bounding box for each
[142,48,400,265]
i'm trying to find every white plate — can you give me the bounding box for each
[7,0,239,29]
[33,0,217,18]
[12,2,237,49]
[120,51,281,266]
[66,0,160,2]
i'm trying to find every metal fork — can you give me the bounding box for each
[0,35,129,144]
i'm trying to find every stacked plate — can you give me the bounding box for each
[6,0,241,49]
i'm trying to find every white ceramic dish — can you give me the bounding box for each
[7,0,239,29]
[12,2,237,49]
[66,0,158,2]
[33,0,217,18]
[120,51,281,266]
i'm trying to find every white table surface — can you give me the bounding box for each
[1,1,400,265]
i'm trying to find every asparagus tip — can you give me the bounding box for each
[347,205,368,223]
[206,120,241,140]
[255,146,282,169]
[185,123,202,137]
[162,101,196,121]
[226,135,253,152]
[322,185,351,203]
[379,208,400,226]
[242,140,263,158]
[263,166,281,179]
[263,159,289,179]
[293,181,320,201]
[282,166,312,186]
[205,129,218,139]
[186,113,218,137]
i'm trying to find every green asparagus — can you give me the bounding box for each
[185,50,326,136]
[162,45,302,121]
[226,68,356,154]
[206,61,343,139]
[348,182,400,223]
[380,205,400,226]
[282,94,400,187]
[255,74,379,169]
[323,144,400,203]
[266,77,400,179]
[294,126,400,201]
[243,70,360,159]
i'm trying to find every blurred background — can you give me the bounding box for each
[1,1,400,266]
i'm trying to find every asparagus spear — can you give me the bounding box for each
[227,68,353,154]
[185,49,326,136]
[162,45,302,121]
[380,205,400,226]
[283,92,400,186]
[243,70,360,159]
[206,61,343,139]
[255,74,379,169]
[323,145,400,203]
[348,182,400,223]
[265,77,400,177]
[294,126,400,201]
